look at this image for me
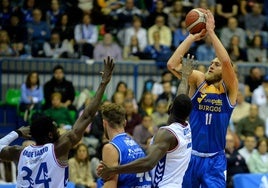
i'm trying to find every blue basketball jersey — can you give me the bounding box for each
[110,133,152,188]
[190,81,235,153]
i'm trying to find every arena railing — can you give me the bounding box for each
[0,57,267,102]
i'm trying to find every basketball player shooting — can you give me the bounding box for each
[167,10,238,188]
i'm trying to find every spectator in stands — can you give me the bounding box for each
[115,81,128,96]
[53,13,74,44]
[238,133,257,164]
[227,35,247,62]
[0,29,17,56]
[143,30,172,68]
[193,0,215,15]
[133,115,154,150]
[19,71,43,116]
[156,81,175,108]
[233,64,246,93]
[146,0,168,28]
[69,143,97,188]
[236,104,265,141]
[110,81,128,106]
[26,8,51,57]
[168,0,184,32]
[251,75,268,106]
[122,35,144,60]
[247,34,267,63]
[225,132,249,188]
[118,16,147,52]
[138,91,155,116]
[46,0,64,30]
[244,66,263,102]
[151,99,169,128]
[215,0,239,29]
[0,0,14,29]
[74,13,98,59]
[220,17,247,49]
[195,35,216,62]
[151,70,177,100]
[111,90,125,105]
[230,90,250,127]
[247,137,268,173]
[243,3,267,42]
[44,64,76,110]
[16,0,37,24]
[115,0,143,29]
[254,125,267,141]
[93,32,122,61]
[124,99,142,136]
[125,88,138,113]
[43,31,74,58]
[259,103,268,137]
[239,0,264,16]
[172,19,195,52]
[4,13,27,56]
[148,15,172,48]
[44,92,75,132]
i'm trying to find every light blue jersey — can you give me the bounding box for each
[190,81,235,153]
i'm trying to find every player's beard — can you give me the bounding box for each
[205,72,222,85]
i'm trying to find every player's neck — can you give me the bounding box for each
[108,129,125,140]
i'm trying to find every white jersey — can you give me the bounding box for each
[151,122,192,188]
[17,143,68,188]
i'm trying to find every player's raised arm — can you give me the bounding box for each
[205,11,238,104]
[176,54,195,95]
[167,31,206,80]
[72,56,114,141]
[56,56,114,156]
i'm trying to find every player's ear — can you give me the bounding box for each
[48,132,53,139]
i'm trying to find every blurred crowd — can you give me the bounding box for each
[0,0,268,188]
[0,0,267,63]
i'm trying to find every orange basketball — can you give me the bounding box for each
[185,8,206,34]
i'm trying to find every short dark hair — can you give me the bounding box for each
[53,65,64,73]
[168,94,192,122]
[30,116,58,145]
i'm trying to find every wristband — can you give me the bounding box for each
[15,130,23,137]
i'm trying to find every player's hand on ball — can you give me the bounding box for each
[192,29,207,41]
[205,10,215,32]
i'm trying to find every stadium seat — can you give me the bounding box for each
[5,89,21,106]
[69,110,77,123]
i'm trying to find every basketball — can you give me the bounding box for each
[185,8,206,34]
